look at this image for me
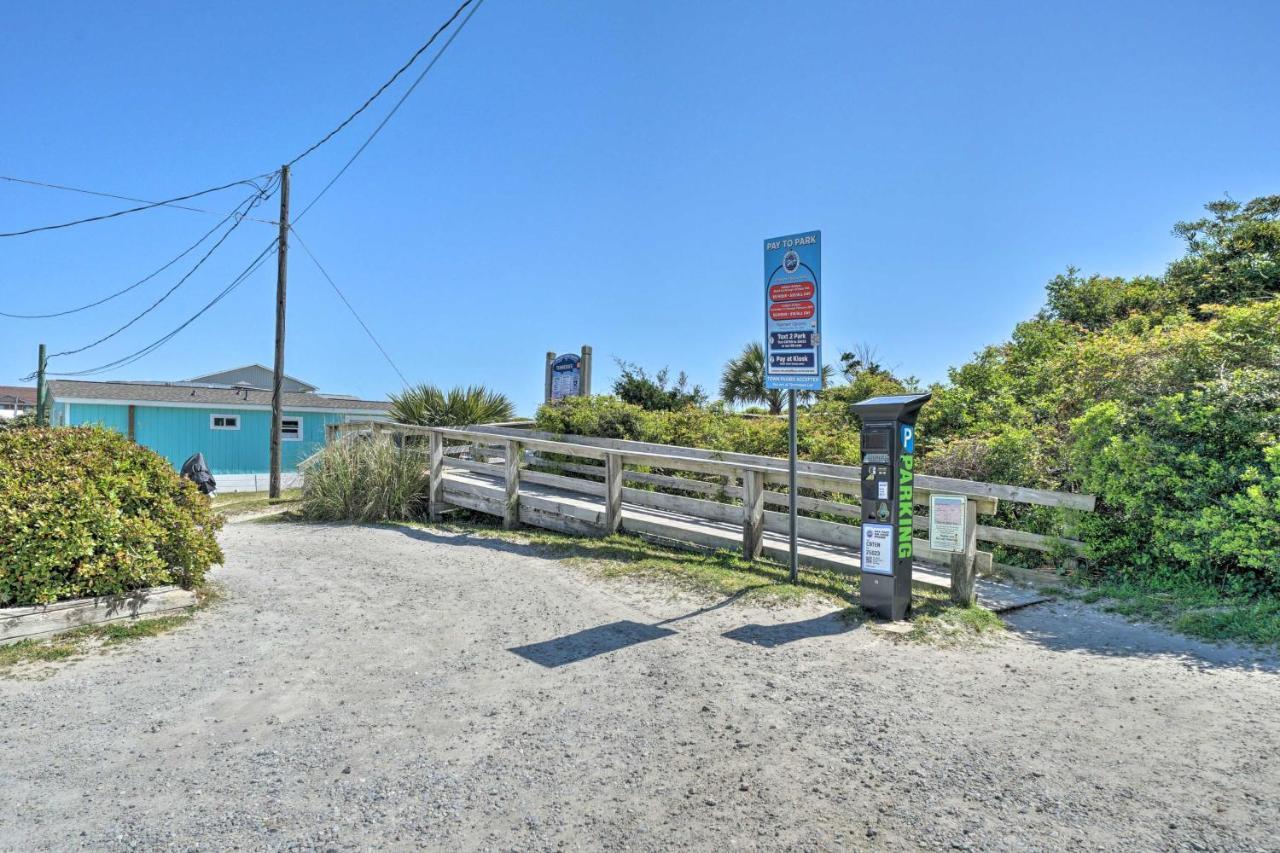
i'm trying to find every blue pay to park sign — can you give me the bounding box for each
[764,231,822,391]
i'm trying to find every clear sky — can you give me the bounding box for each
[2,1,1277,414]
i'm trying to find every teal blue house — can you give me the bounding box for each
[48,365,389,491]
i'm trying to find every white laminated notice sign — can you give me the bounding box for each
[929,494,967,553]
[861,522,894,575]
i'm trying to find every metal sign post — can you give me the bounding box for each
[764,231,822,583]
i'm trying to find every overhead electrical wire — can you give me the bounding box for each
[7,0,486,379]
[289,224,410,387]
[0,191,267,319]
[37,237,280,379]
[0,173,276,238]
[0,175,279,225]
[287,0,476,168]
[2,0,480,242]
[292,0,485,223]
[46,177,277,359]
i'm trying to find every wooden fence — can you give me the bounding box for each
[326,421,1095,588]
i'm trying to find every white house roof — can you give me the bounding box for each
[188,364,318,393]
[48,379,388,412]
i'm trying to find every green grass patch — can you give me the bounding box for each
[212,489,302,517]
[1080,579,1280,646]
[0,582,224,676]
[908,604,1006,646]
[404,517,853,607]
[0,613,194,675]
[395,517,994,642]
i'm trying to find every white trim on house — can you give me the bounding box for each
[280,417,303,442]
[216,472,306,493]
[210,413,241,431]
[53,396,388,417]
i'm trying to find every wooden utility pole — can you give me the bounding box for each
[35,343,47,426]
[269,165,290,498]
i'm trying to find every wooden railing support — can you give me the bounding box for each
[742,469,764,560]
[949,498,981,606]
[429,430,445,522]
[504,439,522,530]
[604,453,623,534]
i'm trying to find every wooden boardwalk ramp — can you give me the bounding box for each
[327,421,1092,614]
[438,467,1050,613]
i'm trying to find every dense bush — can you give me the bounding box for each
[300,436,429,522]
[538,196,1280,594]
[535,395,862,465]
[917,195,1280,590]
[0,426,223,606]
[612,360,707,411]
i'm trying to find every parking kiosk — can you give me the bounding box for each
[851,393,932,620]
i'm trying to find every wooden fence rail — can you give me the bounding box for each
[326,421,1096,591]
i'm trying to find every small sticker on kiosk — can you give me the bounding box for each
[877,481,889,500]
[861,523,894,575]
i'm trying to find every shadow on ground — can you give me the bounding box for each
[338,521,1280,673]
[721,612,858,648]
[509,621,677,668]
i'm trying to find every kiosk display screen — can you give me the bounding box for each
[863,428,890,452]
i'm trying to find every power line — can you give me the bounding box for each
[293,0,485,223]
[289,224,410,387]
[0,175,279,225]
[287,0,476,168]
[37,237,279,379]
[46,179,276,359]
[0,192,263,319]
[0,173,275,238]
[2,1,480,239]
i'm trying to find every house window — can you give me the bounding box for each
[280,417,302,441]
[210,414,240,431]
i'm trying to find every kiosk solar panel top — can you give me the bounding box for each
[859,395,929,406]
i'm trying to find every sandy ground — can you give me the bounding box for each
[2,521,1278,852]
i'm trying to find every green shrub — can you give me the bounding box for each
[388,383,515,426]
[536,395,649,441]
[0,426,223,606]
[300,436,429,522]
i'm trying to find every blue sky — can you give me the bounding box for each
[2,0,1277,414]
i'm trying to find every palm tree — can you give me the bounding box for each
[719,342,834,414]
[388,384,515,426]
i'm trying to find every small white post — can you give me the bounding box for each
[504,439,522,529]
[742,469,764,559]
[429,430,445,522]
[605,452,623,534]
[949,498,980,606]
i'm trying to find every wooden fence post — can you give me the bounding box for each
[949,498,981,606]
[429,430,445,522]
[504,439,522,529]
[742,468,764,560]
[605,452,623,534]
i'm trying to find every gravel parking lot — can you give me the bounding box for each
[2,521,1278,851]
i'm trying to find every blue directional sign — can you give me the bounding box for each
[764,231,822,391]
